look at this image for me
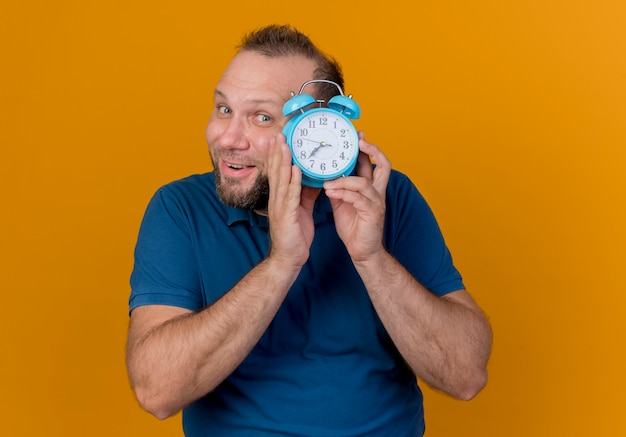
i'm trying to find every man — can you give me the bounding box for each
[126,24,492,436]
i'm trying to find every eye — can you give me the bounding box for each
[218,105,232,115]
[255,113,272,123]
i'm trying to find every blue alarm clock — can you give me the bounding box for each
[282,80,361,188]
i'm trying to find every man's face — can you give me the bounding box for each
[206,51,317,209]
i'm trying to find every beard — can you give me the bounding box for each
[212,155,269,210]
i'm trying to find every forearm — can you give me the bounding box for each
[126,256,301,419]
[354,250,492,400]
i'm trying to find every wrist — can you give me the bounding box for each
[263,251,306,279]
[352,248,390,273]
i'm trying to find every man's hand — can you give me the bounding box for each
[323,131,391,262]
[266,133,320,269]
[324,132,492,399]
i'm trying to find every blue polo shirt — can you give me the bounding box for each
[130,170,464,436]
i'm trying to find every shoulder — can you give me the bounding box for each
[143,172,231,225]
[151,173,220,210]
[156,173,216,200]
[385,169,429,208]
[382,168,443,247]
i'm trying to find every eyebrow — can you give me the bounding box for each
[213,88,281,106]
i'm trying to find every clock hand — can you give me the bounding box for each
[305,139,333,158]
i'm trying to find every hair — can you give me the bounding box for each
[237,24,344,104]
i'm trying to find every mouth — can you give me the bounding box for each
[221,160,256,178]
[226,162,249,170]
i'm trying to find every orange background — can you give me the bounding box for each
[2,1,625,435]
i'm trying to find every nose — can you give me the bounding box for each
[214,116,249,149]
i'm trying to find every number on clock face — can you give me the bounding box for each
[291,111,358,175]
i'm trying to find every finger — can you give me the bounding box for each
[300,184,321,211]
[353,131,373,180]
[267,137,283,193]
[286,164,303,206]
[324,175,381,205]
[268,135,295,205]
[357,134,391,195]
[325,187,385,224]
[356,150,373,180]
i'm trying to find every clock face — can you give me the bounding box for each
[289,109,359,181]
